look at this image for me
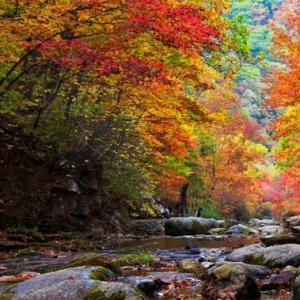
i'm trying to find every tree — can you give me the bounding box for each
[0,0,250,217]
[266,0,300,214]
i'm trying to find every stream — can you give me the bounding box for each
[106,235,291,300]
[0,234,292,299]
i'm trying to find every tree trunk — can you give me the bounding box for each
[180,183,189,217]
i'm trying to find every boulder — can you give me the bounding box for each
[164,217,225,236]
[4,266,145,300]
[225,244,265,262]
[121,276,161,295]
[185,244,201,254]
[226,243,300,268]
[258,225,284,235]
[259,269,294,292]
[261,234,300,246]
[216,261,272,277]
[227,224,258,234]
[283,215,300,228]
[178,259,208,279]
[207,263,261,300]
[249,218,279,228]
[292,272,300,300]
[292,226,300,235]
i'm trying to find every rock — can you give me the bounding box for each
[89,228,104,241]
[283,215,300,228]
[208,228,227,234]
[51,179,80,194]
[178,259,208,279]
[216,261,272,277]
[292,226,300,235]
[258,225,284,235]
[208,263,261,300]
[153,223,165,235]
[227,243,300,268]
[122,276,161,295]
[292,272,300,300]
[149,271,201,285]
[249,218,279,228]
[185,244,201,254]
[225,243,265,262]
[227,224,258,234]
[282,265,299,274]
[5,266,145,300]
[261,234,300,246]
[259,270,294,292]
[164,217,225,236]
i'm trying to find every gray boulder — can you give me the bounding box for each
[249,218,279,228]
[283,215,300,228]
[261,234,300,246]
[258,225,284,235]
[226,243,300,268]
[225,244,265,262]
[5,266,145,300]
[165,217,225,236]
[227,224,258,234]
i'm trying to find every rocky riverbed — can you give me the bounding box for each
[1,216,300,299]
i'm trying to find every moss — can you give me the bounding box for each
[90,267,113,281]
[66,253,121,274]
[213,263,236,279]
[0,285,17,300]
[244,254,276,268]
[115,251,155,266]
[261,235,300,247]
[0,292,15,300]
[82,286,126,300]
[16,250,40,257]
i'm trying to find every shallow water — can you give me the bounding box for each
[108,234,261,253]
[0,235,293,299]
[107,235,292,300]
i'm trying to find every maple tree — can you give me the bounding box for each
[265,0,300,215]
[195,108,268,218]
[0,0,268,220]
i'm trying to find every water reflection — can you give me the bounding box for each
[109,235,261,254]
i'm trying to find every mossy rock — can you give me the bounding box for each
[115,252,155,267]
[191,220,209,233]
[178,259,208,279]
[83,286,126,300]
[66,253,122,274]
[244,254,277,268]
[261,235,300,247]
[90,266,115,281]
[0,283,18,299]
[0,291,15,300]
[82,282,146,300]
[211,263,260,300]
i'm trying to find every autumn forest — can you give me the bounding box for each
[0,0,299,228]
